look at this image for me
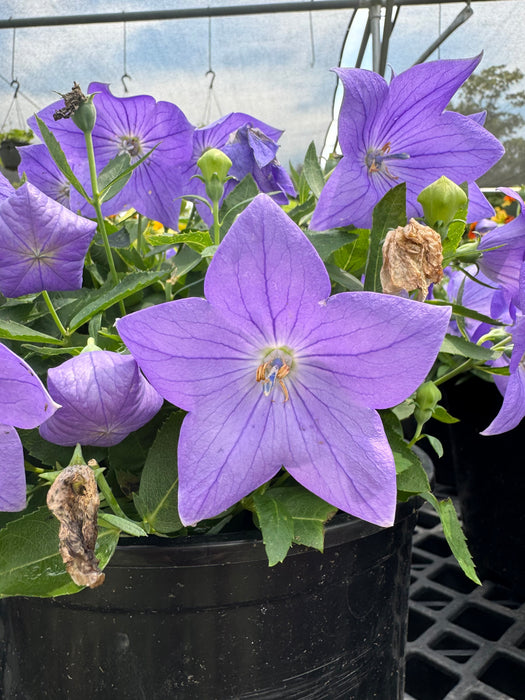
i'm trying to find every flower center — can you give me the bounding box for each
[119,135,142,158]
[256,355,291,403]
[365,142,410,179]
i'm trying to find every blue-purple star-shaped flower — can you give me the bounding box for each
[311,56,504,230]
[0,342,59,511]
[117,195,451,527]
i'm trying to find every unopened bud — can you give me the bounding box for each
[381,219,443,301]
[414,381,442,425]
[53,83,96,134]
[417,176,468,233]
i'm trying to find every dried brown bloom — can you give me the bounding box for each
[53,82,87,121]
[380,218,443,302]
[46,463,105,588]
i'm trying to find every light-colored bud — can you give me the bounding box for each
[380,218,443,301]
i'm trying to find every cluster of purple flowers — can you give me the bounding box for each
[0,55,512,533]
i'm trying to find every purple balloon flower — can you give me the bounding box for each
[0,171,14,201]
[31,83,194,227]
[181,112,296,223]
[0,342,59,511]
[39,350,164,447]
[117,194,451,528]
[19,144,72,209]
[478,189,525,308]
[311,56,504,230]
[0,182,97,297]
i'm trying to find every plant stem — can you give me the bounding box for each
[434,358,475,387]
[41,290,69,338]
[96,470,129,520]
[84,131,126,316]
[212,199,221,246]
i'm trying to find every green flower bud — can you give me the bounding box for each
[417,176,468,232]
[454,241,482,264]
[197,148,232,186]
[81,337,103,353]
[71,93,97,134]
[414,381,442,425]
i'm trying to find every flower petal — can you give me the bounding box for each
[177,385,282,525]
[284,375,397,526]
[39,352,163,447]
[482,366,525,435]
[0,425,26,511]
[205,194,331,343]
[297,292,451,409]
[0,342,59,429]
[117,298,258,412]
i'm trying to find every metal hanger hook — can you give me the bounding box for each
[121,73,131,93]
[206,70,216,90]
[10,79,20,99]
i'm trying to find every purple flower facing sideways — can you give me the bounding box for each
[311,56,504,230]
[39,350,164,447]
[478,189,525,308]
[117,195,451,528]
[0,342,59,511]
[181,113,296,223]
[31,83,194,227]
[0,183,97,297]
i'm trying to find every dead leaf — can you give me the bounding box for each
[47,464,105,588]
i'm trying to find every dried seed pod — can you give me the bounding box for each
[380,218,443,301]
[47,463,104,588]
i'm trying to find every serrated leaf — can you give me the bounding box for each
[305,230,357,261]
[424,493,480,584]
[68,270,168,331]
[432,405,460,424]
[0,319,63,345]
[0,507,119,597]
[395,446,430,493]
[148,230,213,254]
[440,334,497,361]
[364,182,406,292]
[252,492,294,566]
[34,115,90,200]
[168,245,203,282]
[269,486,337,552]
[303,141,325,198]
[136,411,184,534]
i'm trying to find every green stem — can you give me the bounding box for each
[212,199,221,246]
[84,131,126,317]
[96,470,128,520]
[42,290,69,338]
[434,358,475,387]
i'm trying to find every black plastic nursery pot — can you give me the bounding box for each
[444,376,525,597]
[0,140,23,171]
[0,496,421,700]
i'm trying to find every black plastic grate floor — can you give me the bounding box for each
[405,504,525,700]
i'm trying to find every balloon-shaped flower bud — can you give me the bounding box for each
[417,176,468,235]
[39,351,163,447]
[380,218,443,301]
[197,148,233,203]
[414,381,442,425]
[53,82,96,134]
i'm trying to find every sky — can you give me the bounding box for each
[0,0,524,166]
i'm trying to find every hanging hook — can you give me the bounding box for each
[10,79,20,99]
[121,73,131,93]
[206,69,216,90]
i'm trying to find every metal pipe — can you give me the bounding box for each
[413,3,474,64]
[369,4,382,73]
[0,0,507,30]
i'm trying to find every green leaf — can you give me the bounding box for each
[0,319,63,345]
[269,486,337,552]
[442,183,468,258]
[305,230,357,261]
[97,153,132,202]
[135,412,185,534]
[98,513,147,537]
[440,334,498,361]
[332,229,371,275]
[68,270,168,331]
[394,445,430,493]
[252,492,294,566]
[34,115,90,200]
[428,300,505,326]
[424,434,444,458]
[148,230,213,254]
[364,182,407,292]
[168,245,203,283]
[423,493,481,584]
[18,428,107,468]
[219,174,259,234]
[21,344,83,357]
[325,263,364,291]
[0,507,120,598]
[303,141,325,198]
[432,405,460,424]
